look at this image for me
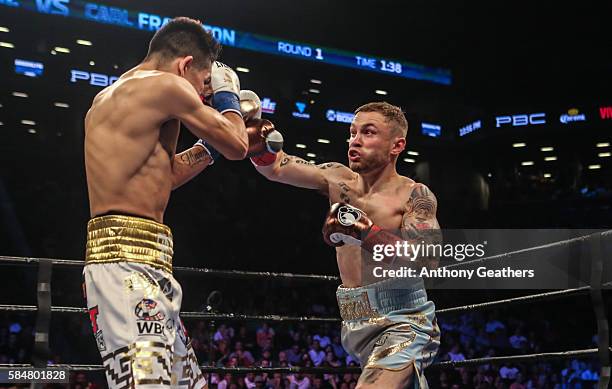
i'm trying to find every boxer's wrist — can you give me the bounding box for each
[362,225,401,253]
[211,91,241,117]
[250,152,277,166]
[195,140,220,165]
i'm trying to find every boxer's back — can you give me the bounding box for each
[85,69,179,222]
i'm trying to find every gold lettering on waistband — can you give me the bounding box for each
[337,291,381,321]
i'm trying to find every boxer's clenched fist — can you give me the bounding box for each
[247,118,284,166]
[322,203,373,247]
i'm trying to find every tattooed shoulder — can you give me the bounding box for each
[405,184,437,220]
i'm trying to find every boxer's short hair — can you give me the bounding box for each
[146,17,221,69]
[355,102,408,137]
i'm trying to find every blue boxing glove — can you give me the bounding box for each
[210,61,241,117]
[195,139,221,165]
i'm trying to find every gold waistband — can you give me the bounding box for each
[85,215,173,273]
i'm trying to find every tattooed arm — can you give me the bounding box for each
[253,150,352,195]
[171,144,213,190]
[401,183,441,269]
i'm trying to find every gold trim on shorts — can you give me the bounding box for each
[337,290,382,321]
[86,215,173,273]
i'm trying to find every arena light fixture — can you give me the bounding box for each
[512,142,526,148]
[89,60,95,66]
[403,158,415,163]
[0,27,9,33]
[598,152,611,158]
[544,156,557,161]
[317,138,330,144]
[375,90,388,95]
[236,67,249,73]
[76,39,92,46]
[310,79,322,84]
[54,102,69,108]
[596,142,609,148]
[407,151,419,156]
[54,47,70,54]
[0,41,14,48]
[588,164,601,170]
[12,92,28,98]
[21,120,36,126]
[27,128,36,134]
[306,153,316,158]
[521,161,534,166]
[540,147,554,152]
[296,144,306,149]
[544,173,552,178]
[308,89,320,94]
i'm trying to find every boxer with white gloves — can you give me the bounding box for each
[84,17,249,389]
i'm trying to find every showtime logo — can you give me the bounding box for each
[600,106,612,120]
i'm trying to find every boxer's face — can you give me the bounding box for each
[178,56,212,97]
[348,111,400,173]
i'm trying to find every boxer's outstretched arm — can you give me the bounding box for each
[163,75,248,160]
[255,151,352,195]
[171,144,213,190]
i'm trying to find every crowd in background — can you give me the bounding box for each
[0,292,603,388]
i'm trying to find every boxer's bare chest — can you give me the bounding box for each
[327,176,412,230]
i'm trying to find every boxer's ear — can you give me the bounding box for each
[391,137,406,156]
[178,56,194,77]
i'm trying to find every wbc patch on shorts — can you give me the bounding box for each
[134,298,170,340]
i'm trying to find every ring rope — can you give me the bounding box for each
[444,230,612,270]
[1,230,610,280]
[1,281,609,322]
[0,256,340,282]
[2,348,610,372]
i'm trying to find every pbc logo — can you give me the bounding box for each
[496,113,546,128]
[134,299,165,321]
[70,70,118,87]
[600,106,612,120]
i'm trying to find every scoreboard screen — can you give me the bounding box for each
[1,0,452,85]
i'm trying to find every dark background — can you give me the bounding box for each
[0,1,610,386]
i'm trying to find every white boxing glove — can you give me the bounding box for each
[210,61,241,116]
[240,90,262,122]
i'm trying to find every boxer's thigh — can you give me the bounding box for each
[83,262,177,388]
[171,316,207,388]
[356,366,415,389]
